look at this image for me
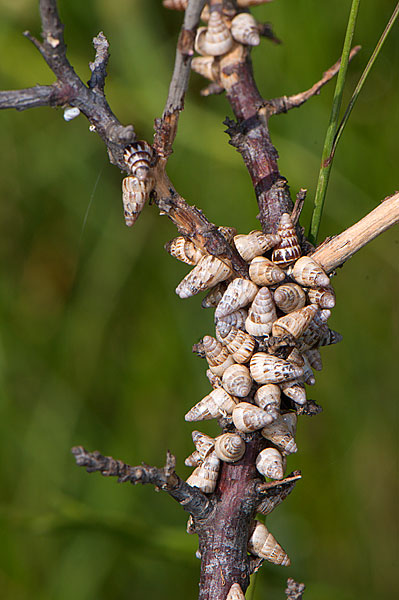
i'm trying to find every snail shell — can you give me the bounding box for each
[256,447,285,479]
[291,256,330,288]
[272,304,318,339]
[203,335,235,376]
[232,402,274,432]
[218,225,238,243]
[184,450,201,467]
[214,433,246,463]
[271,213,301,267]
[124,141,153,181]
[215,309,248,341]
[234,231,281,262]
[195,10,233,57]
[261,413,297,454]
[286,347,305,367]
[304,348,323,371]
[176,255,233,299]
[248,521,291,566]
[185,387,237,421]
[280,380,307,405]
[273,283,306,313]
[162,0,187,9]
[191,56,220,82]
[250,353,303,384]
[206,368,223,389]
[220,327,256,363]
[202,282,228,309]
[254,384,281,418]
[215,278,258,319]
[307,286,336,308]
[231,13,260,46]
[165,236,205,265]
[301,354,316,385]
[192,430,215,458]
[245,287,277,337]
[186,450,220,493]
[222,364,253,397]
[63,107,80,121]
[248,256,286,286]
[122,176,152,227]
[226,583,246,600]
[321,328,343,347]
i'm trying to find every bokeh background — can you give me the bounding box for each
[0,1,398,599]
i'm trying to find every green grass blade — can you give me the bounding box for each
[308,0,361,246]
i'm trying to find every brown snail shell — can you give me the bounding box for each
[192,430,215,459]
[214,433,246,463]
[191,56,220,82]
[304,348,323,371]
[273,283,306,313]
[248,256,286,286]
[256,447,285,479]
[291,256,330,288]
[202,282,228,309]
[280,380,307,405]
[307,286,336,308]
[272,304,318,339]
[261,413,297,454]
[301,354,316,385]
[232,402,274,432]
[215,278,258,319]
[121,176,152,227]
[203,335,236,376]
[220,327,256,363]
[271,213,301,266]
[218,225,238,243]
[165,236,205,266]
[215,309,248,342]
[176,255,232,299]
[254,384,281,418]
[226,583,246,600]
[186,450,220,493]
[234,231,281,262]
[162,0,187,9]
[248,521,291,566]
[195,10,233,57]
[185,388,237,421]
[222,364,253,397]
[123,141,153,181]
[184,450,201,467]
[286,347,305,367]
[231,13,260,46]
[250,353,303,385]
[206,369,223,389]
[245,287,277,337]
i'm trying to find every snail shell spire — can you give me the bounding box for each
[291,256,330,288]
[191,56,219,82]
[273,283,306,313]
[307,286,336,308]
[280,380,307,405]
[232,402,274,432]
[226,582,246,600]
[176,255,232,299]
[185,388,237,422]
[202,335,235,376]
[195,10,233,57]
[191,430,215,459]
[261,413,298,454]
[245,287,277,337]
[215,278,258,319]
[165,236,205,266]
[272,304,318,339]
[234,231,281,262]
[220,327,256,363]
[272,212,301,266]
[231,13,260,46]
[250,353,303,385]
[254,384,281,418]
[214,433,246,463]
[222,363,253,397]
[248,521,291,566]
[121,176,152,227]
[124,141,153,181]
[186,450,220,494]
[215,309,248,342]
[249,256,286,286]
[256,447,285,479]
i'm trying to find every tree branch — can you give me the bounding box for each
[285,578,306,600]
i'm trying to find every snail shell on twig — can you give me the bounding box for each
[280,380,307,405]
[248,256,286,286]
[226,583,246,600]
[214,433,246,463]
[191,56,220,82]
[215,309,248,341]
[273,283,306,313]
[192,430,215,458]
[186,450,220,493]
[261,413,297,454]
[222,364,253,397]
[184,450,201,467]
[218,225,238,243]
[195,10,233,57]
[176,255,233,299]
[231,13,260,46]
[185,388,237,421]
[256,447,285,479]
[232,402,274,432]
[307,286,336,308]
[291,256,330,288]
[248,521,291,566]
[304,348,323,371]
[245,287,277,336]
[272,304,318,339]
[206,369,223,389]
[220,327,256,363]
[271,213,301,266]
[165,236,205,265]
[254,384,281,417]
[215,278,258,319]
[250,353,303,384]
[203,335,235,376]
[234,231,280,262]
[202,282,227,309]
[122,176,152,227]
[124,141,153,181]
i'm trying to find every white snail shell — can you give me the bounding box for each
[254,384,281,418]
[272,304,318,339]
[271,213,301,267]
[273,283,306,313]
[261,413,298,454]
[176,255,233,299]
[280,380,307,405]
[256,447,285,479]
[214,433,246,463]
[231,13,260,46]
[165,236,205,266]
[250,353,303,384]
[192,430,215,458]
[195,10,233,57]
[220,327,256,363]
[245,287,277,337]
[226,583,246,600]
[248,256,286,286]
[124,141,153,181]
[185,388,237,422]
[215,309,248,342]
[291,256,330,288]
[203,335,236,376]
[222,363,253,397]
[215,278,258,319]
[186,450,220,493]
[121,176,152,227]
[232,402,274,432]
[233,230,281,262]
[63,106,80,121]
[184,450,201,467]
[191,56,220,82]
[248,521,291,566]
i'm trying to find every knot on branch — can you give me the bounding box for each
[89,31,110,91]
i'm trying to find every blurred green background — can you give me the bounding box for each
[0,1,397,598]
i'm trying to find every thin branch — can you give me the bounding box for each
[71,446,212,519]
[88,31,109,92]
[0,85,58,110]
[264,46,361,118]
[285,578,306,600]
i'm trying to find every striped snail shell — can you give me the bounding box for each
[215,309,248,341]
[231,12,260,46]
[245,287,277,337]
[254,384,281,418]
[226,583,246,600]
[206,368,223,389]
[234,231,281,262]
[271,213,301,266]
[232,402,274,433]
[273,283,306,313]
[256,447,285,479]
[220,327,256,363]
[195,10,233,57]
[203,335,236,376]
[176,255,233,299]
[248,256,286,286]
[192,430,215,458]
[218,225,238,243]
[165,236,205,266]
[304,348,323,371]
[184,450,201,467]
[121,176,152,227]
[307,286,336,308]
[186,450,220,493]
[162,0,187,9]
[222,364,253,397]
[124,141,153,181]
[297,318,328,352]
[261,413,297,454]
[202,282,228,309]
[320,328,343,347]
[191,56,220,82]
[250,353,303,385]
[185,387,237,422]
[286,347,305,367]
[301,354,316,385]
[291,256,330,288]
[272,304,318,339]
[215,278,258,319]
[248,521,291,566]
[214,433,246,463]
[280,380,307,405]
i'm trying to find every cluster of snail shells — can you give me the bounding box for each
[121,141,154,226]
